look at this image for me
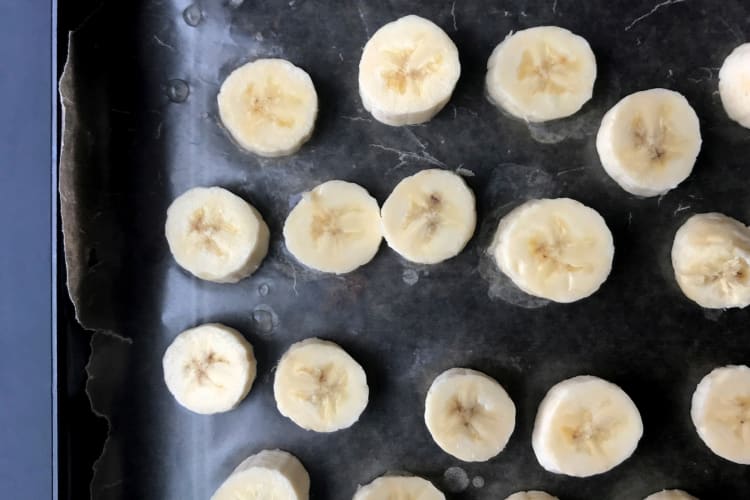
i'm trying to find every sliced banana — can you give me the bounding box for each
[719,43,750,129]
[671,213,750,309]
[643,490,699,500]
[596,88,702,197]
[691,365,750,465]
[353,475,445,500]
[486,26,596,122]
[283,180,382,274]
[491,198,614,303]
[505,491,559,500]
[165,186,270,283]
[162,323,256,415]
[274,338,368,432]
[358,15,460,126]
[211,449,310,500]
[424,368,516,462]
[532,375,643,477]
[381,169,476,264]
[218,58,317,157]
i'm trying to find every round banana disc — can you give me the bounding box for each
[273,338,369,432]
[165,186,270,283]
[486,26,596,122]
[211,449,310,500]
[532,375,643,477]
[218,58,318,157]
[505,491,559,500]
[596,88,702,197]
[162,323,256,415]
[643,490,699,500]
[283,180,383,274]
[719,43,750,129]
[381,169,476,264]
[353,475,445,500]
[691,365,750,465]
[492,198,614,303]
[359,15,460,126]
[424,368,516,462]
[671,213,750,309]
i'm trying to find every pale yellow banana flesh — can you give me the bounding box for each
[218,58,317,157]
[211,449,310,500]
[165,186,269,283]
[162,323,256,415]
[505,491,559,500]
[643,490,699,500]
[596,88,701,197]
[486,26,596,122]
[532,375,643,477]
[359,15,460,126]
[424,368,515,462]
[381,169,476,264]
[719,43,750,129]
[671,213,750,309]
[492,198,614,303]
[283,180,383,274]
[353,475,445,500]
[274,338,368,433]
[691,365,750,465]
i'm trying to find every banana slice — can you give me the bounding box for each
[162,323,256,415]
[165,186,270,283]
[353,475,445,500]
[644,490,698,500]
[218,58,317,157]
[358,15,460,126]
[671,213,750,309]
[596,88,702,197]
[274,338,368,432]
[719,43,750,129]
[491,198,614,303]
[381,169,476,264]
[424,368,516,462]
[486,26,596,122]
[505,491,559,500]
[211,449,310,500]
[283,180,382,274]
[532,375,643,477]
[691,365,750,465]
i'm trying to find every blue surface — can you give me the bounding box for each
[0,0,55,498]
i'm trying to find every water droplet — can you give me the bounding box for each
[402,269,419,286]
[252,305,278,334]
[182,4,203,27]
[472,476,484,488]
[258,283,270,296]
[443,467,469,493]
[166,79,190,103]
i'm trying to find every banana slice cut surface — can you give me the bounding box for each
[492,198,614,303]
[505,492,559,500]
[671,213,750,309]
[218,58,317,157]
[353,475,445,500]
[425,368,516,462]
[596,88,701,197]
[165,186,270,283]
[486,26,596,122]
[274,338,369,432]
[532,375,643,477]
[283,180,383,274]
[359,15,460,126]
[162,323,256,415]
[643,490,699,500]
[691,365,750,465]
[719,43,750,129]
[381,169,476,264]
[211,449,310,500]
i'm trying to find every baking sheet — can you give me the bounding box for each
[59,0,750,499]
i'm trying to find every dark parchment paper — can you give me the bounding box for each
[59,0,750,498]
